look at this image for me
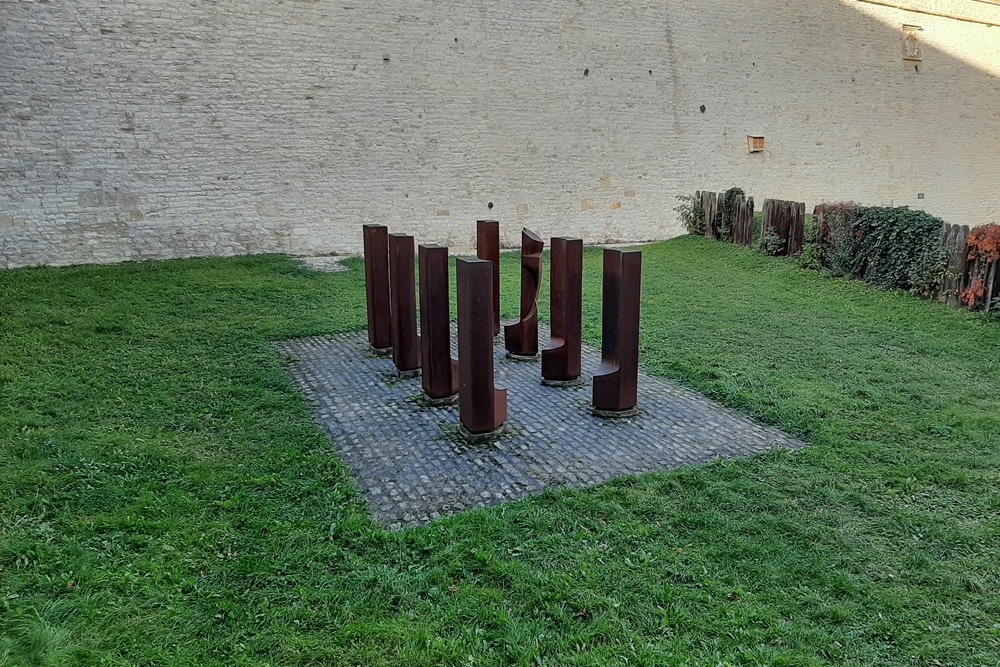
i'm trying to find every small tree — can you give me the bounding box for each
[675,195,706,236]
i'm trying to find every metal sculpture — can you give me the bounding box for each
[541,237,583,383]
[476,219,501,336]
[388,233,421,376]
[418,244,458,402]
[362,224,391,354]
[504,228,543,357]
[592,248,642,417]
[456,257,507,435]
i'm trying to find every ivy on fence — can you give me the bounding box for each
[962,224,1000,311]
[761,199,806,257]
[852,206,947,295]
[692,189,755,246]
[689,188,997,315]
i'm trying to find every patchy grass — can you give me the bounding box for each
[2,237,998,666]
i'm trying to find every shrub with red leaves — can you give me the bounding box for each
[961,224,1000,310]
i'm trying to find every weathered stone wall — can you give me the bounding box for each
[2,0,998,268]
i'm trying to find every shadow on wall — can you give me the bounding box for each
[674,0,1000,221]
[0,0,998,268]
[844,0,1000,77]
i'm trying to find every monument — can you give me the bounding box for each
[592,248,642,416]
[456,257,508,435]
[504,228,543,358]
[388,233,421,376]
[418,244,459,402]
[541,237,583,384]
[476,220,501,336]
[362,224,391,354]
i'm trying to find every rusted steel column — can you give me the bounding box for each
[456,257,508,435]
[593,248,642,417]
[418,244,458,402]
[476,220,501,336]
[388,233,421,376]
[362,224,392,353]
[504,228,544,358]
[541,237,583,384]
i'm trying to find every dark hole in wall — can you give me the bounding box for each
[487,202,494,210]
[700,105,706,113]
[584,68,589,77]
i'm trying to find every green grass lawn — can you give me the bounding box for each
[2,237,998,666]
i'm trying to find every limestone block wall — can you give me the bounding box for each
[1,0,998,268]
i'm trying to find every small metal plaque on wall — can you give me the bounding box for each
[902,24,923,61]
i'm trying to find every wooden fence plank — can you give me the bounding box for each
[732,195,755,247]
[701,191,717,239]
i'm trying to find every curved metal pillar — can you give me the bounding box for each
[541,237,583,382]
[593,248,642,416]
[476,220,501,336]
[504,228,543,357]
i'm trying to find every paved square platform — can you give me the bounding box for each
[275,329,806,529]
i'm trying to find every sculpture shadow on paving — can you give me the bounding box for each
[275,326,807,529]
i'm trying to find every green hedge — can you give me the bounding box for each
[853,207,947,295]
[806,204,946,295]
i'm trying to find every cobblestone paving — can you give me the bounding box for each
[275,328,806,529]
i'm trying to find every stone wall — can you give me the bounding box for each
[2,0,998,268]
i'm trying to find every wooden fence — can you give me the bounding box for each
[696,190,755,246]
[697,190,720,239]
[761,199,806,256]
[938,222,999,312]
[938,223,971,307]
[693,188,997,313]
[732,196,756,247]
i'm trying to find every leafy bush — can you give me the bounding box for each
[799,243,823,271]
[799,216,824,270]
[719,187,745,242]
[961,224,1000,309]
[853,207,946,293]
[814,202,860,277]
[967,224,1000,264]
[907,240,951,298]
[770,200,978,306]
[826,218,860,278]
[760,227,784,256]
[675,195,705,236]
